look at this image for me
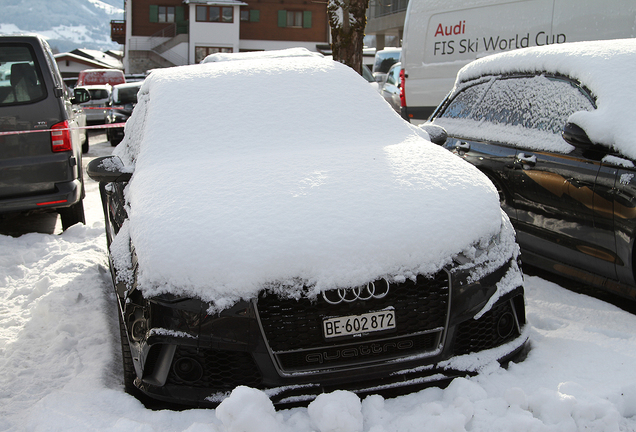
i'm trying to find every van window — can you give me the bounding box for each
[373,50,401,74]
[0,45,46,106]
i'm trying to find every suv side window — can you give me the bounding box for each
[437,75,595,153]
[478,76,595,135]
[438,80,491,120]
[41,39,64,91]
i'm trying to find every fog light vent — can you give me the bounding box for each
[497,312,515,338]
[173,357,204,383]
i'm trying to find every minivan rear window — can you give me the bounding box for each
[0,45,46,106]
[88,89,110,100]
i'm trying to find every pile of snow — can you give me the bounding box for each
[113,54,509,308]
[451,38,636,159]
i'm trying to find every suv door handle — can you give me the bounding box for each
[455,141,470,152]
[516,153,537,167]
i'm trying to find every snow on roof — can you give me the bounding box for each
[113,53,508,308]
[201,47,322,63]
[454,38,636,159]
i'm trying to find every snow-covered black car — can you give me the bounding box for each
[425,38,636,301]
[88,49,527,408]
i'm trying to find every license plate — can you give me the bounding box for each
[323,309,395,339]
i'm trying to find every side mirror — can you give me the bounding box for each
[419,123,448,146]
[71,87,91,104]
[562,122,608,160]
[562,123,592,147]
[87,156,133,183]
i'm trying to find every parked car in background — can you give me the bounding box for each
[425,38,636,300]
[76,84,111,125]
[77,68,125,87]
[88,51,526,408]
[380,62,401,113]
[106,81,142,146]
[372,47,401,83]
[0,35,90,230]
[400,0,636,124]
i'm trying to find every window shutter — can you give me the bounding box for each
[250,9,260,22]
[176,6,185,22]
[303,11,312,28]
[278,10,287,27]
[149,5,158,23]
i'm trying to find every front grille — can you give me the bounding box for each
[453,296,521,356]
[166,346,262,389]
[257,271,450,372]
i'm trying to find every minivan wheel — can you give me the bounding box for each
[110,135,122,146]
[59,199,86,230]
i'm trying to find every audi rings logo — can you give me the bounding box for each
[322,279,390,304]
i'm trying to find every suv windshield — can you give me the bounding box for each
[0,45,46,106]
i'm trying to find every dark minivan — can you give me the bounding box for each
[0,35,90,230]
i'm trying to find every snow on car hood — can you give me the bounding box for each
[454,38,636,159]
[113,55,507,309]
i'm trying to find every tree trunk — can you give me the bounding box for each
[328,0,369,75]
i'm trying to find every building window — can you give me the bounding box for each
[196,5,233,23]
[241,9,260,22]
[158,6,175,22]
[277,10,312,28]
[149,5,179,23]
[195,46,233,63]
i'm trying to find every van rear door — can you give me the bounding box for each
[0,41,75,204]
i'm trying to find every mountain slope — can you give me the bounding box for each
[0,0,124,52]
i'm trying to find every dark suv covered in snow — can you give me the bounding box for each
[0,35,90,230]
[425,38,636,301]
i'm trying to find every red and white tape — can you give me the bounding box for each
[81,106,128,110]
[0,123,127,137]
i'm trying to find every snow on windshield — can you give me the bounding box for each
[114,55,508,308]
[449,38,636,159]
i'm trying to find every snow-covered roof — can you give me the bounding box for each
[113,52,510,308]
[453,38,636,159]
[201,47,322,63]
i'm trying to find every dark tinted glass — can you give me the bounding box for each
[477,76,594,134]
[0,44,46,106]
[439,81,490,120]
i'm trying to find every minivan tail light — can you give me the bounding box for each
[399,68,407,108]
[51,121,73,152]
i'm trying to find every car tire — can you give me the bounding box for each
[58,199,86,230]
[110,134,122,147]
[118,311,137,393]
[82,132,89,154]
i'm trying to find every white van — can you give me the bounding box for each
[400,0,636,123]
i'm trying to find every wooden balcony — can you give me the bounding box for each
[111,20,126,44]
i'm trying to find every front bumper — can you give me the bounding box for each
[119,257,527,408]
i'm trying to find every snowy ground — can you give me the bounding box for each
[1,134,636,432]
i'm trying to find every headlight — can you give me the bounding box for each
[452,211,519,278]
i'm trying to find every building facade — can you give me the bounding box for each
[365,0,408,49]
[114,0,330,73]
